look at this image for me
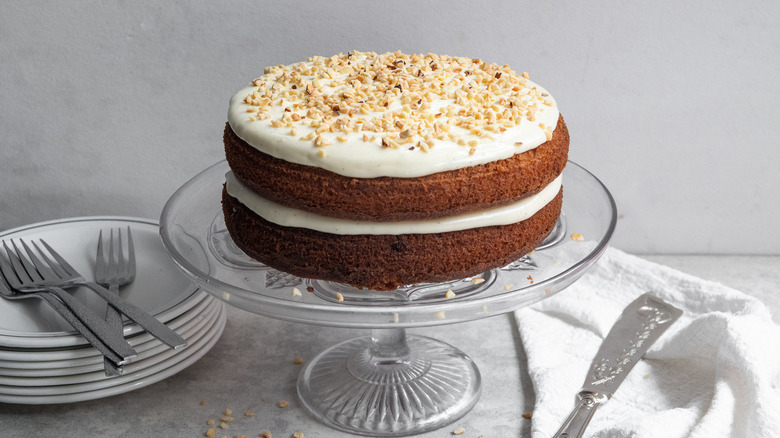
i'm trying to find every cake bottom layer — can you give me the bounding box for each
[222,187,563,291]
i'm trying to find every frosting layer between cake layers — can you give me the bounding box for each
[225,171,562,235]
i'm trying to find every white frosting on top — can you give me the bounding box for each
[225,171,562,235]
[228,51,559,178]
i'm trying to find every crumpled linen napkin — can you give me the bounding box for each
[514,247,780,438]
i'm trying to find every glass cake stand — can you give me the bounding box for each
[159,160,616,436]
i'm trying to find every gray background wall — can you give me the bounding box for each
[1,1,778,254]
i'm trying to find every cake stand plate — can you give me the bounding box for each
[160,160,616,436]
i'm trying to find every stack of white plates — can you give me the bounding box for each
[0,217,226,404]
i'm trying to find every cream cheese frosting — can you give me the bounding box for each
[225,171,562,235]
[228,51,559,178]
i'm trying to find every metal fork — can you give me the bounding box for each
[0,240,137,366]
[35,238,187,350]
[94,227,136,375]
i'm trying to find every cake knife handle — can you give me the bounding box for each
[552,391,608,438]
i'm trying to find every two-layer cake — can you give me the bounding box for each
[222,51,568,290]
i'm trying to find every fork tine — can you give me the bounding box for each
[0,266,12,294]
[126,227,135,279]
[116,228,125,277]
[21,240,59,281]
[39,239,79,276]
[108,229,117,278]
[0,244,23,288]
[95,230,107,280]
[7,240,42,283]
[31,241,68,279]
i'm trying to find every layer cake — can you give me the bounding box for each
[222,51,568,290]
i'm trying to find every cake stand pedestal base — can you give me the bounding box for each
[297,328,481,436]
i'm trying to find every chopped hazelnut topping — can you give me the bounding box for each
[471,277,485,284]
[336,292,344,302]
[293,357,304,364]
[291,288,302,297]
[278,400,288,408]
[445,289,456,299]
[570,233,584,241]
[452,427,466,435]
[314,134,330,147]
[239,51,554,153]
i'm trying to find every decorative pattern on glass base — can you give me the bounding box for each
[297,334,481,436]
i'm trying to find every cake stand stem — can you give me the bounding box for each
[369,328,411,363]
[297,327,482,436]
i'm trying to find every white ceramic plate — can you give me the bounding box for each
[0,302,225,402]
[0,293,212,365]
[0,217,201,348]
[0,298,221,379]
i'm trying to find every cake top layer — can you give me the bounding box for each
[228,51,559,178]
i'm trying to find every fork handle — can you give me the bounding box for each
[103,284,125,376]
[81,281,187,349]
[36,291,131,367]
[46,286,138,363]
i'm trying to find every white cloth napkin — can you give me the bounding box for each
[514,247,780,438]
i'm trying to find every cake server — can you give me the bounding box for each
[552,293,682,438]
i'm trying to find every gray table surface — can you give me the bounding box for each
[0,255,777,437]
